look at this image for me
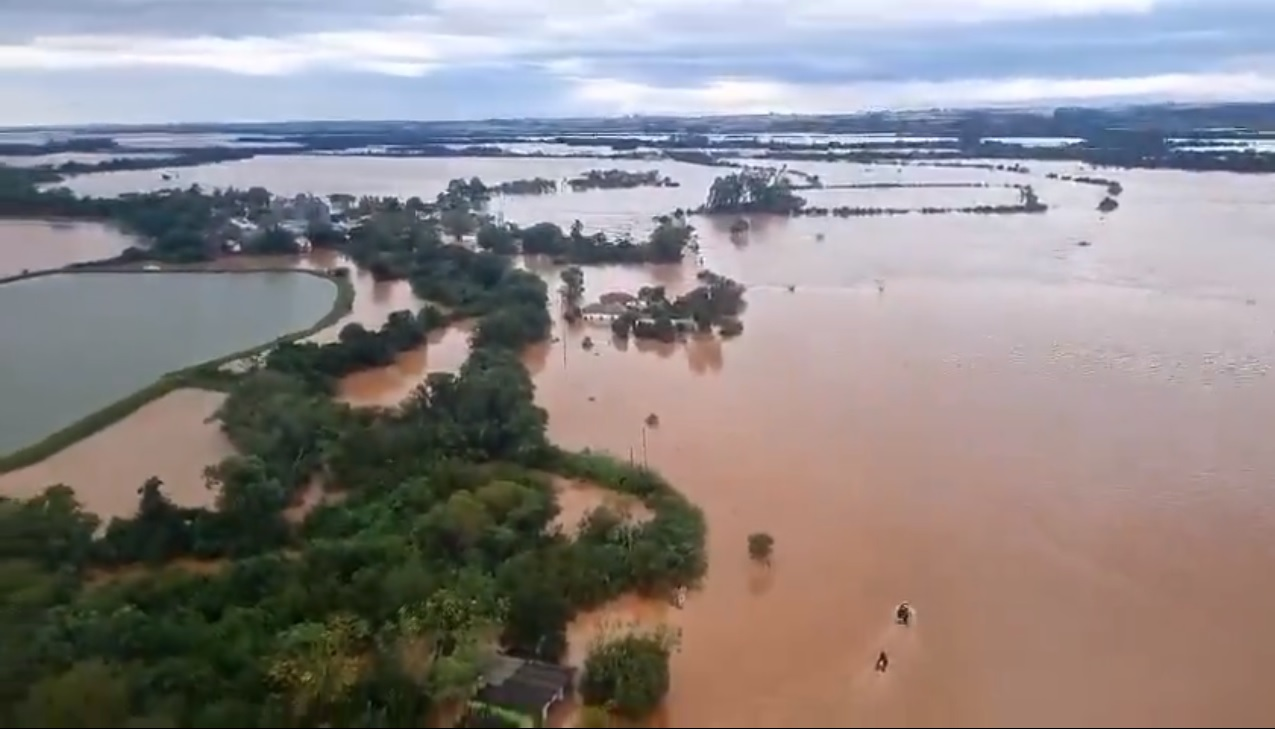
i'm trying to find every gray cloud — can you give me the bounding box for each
[0,0,431,39]
[1,0,1273,124]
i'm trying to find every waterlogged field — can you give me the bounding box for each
[0,270,335,455]
[9,153,1275,724]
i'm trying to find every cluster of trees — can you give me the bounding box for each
[266,307,448,391]
[0,216,706,725]
[0,171,344,264]
[567,169,677,191]
[610,271,747,342]
[491,177,558,195]
[579,628,680,719]
[701,167,807,215]
[476,215,695,265]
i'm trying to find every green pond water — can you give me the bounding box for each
[0,271,335,456]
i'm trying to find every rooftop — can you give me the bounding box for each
[474,655,575,717]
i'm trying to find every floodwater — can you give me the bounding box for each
[0,218,136,277]
[0,271,335,456]
[11,155,1275,725]
[0,388,231,519]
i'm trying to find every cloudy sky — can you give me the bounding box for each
[1,0,1273,125]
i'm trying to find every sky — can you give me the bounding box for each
[1,0,1274,125]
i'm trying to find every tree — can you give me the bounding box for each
[747,532,774,564]
[580,628,680,719]
[13,660,133,727]
[559,266,585,319]
[475,223,518,254]
[704,167,805,215]
[578,705,612,727]
[0,485,100,568]
[267,613,371,722]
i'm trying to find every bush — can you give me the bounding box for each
[747,532,774,563]
[580,628,679,719]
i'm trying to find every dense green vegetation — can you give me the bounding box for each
[0,226,707,726]
[579,629,679,719]
[608,272,747,342]
[701,167,806,215]
[0,165,700,268]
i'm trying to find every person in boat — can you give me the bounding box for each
[876,651,889,672]
[896,601,912,626]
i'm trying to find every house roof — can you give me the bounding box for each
[475,656,575,716]
[581,302,627,316]
[599,291,636,304]
[458,712,523,728]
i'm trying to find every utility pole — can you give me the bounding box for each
[641,426,648,468]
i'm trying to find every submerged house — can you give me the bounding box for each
[459,655,575,728]
[580,301,629,323]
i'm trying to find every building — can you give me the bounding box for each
[460,655,575,728]
[580,301,629,322]
[598,291,637,306]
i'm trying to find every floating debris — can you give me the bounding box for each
[645,413,660,428]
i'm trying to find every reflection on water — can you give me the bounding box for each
[10,159,1275,725]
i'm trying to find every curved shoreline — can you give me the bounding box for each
[0,264,355,474]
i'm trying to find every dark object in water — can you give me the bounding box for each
[876,651,889,672]
[896,601,912,626]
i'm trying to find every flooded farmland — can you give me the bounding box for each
[7,154,1275,726]
[0,270,335,455]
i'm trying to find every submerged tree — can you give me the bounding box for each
[704,167,805,215]
[747,532,774,564]
[580,627,681,719]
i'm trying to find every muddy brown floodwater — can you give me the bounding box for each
[0,218,135,276]
[10,158,1275,726]
[0,389,232,519]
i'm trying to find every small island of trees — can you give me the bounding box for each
[604,271,747,343]
[567,169,678,191]
[696,166,1049,218]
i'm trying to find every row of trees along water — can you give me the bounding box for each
[3,157,1109,276]
[0,167,723,726]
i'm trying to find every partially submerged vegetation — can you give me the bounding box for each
[476,215,697,265]
[567,169,678,191]
[607,272,747,343]
[0,212,708,726]
[580,627,680,721]
[696,166,1048,217]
